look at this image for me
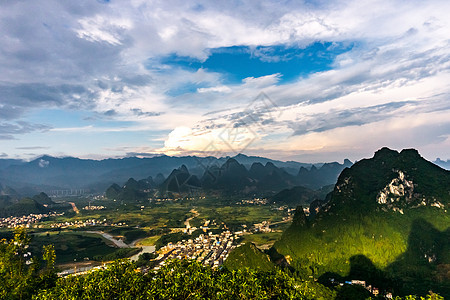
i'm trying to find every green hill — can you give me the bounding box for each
[32,192,54,205]
[271,148,449,297]
[105,178,150,202]
[0,197,50,217]
[223,242,275,272]
[271,186,321,207]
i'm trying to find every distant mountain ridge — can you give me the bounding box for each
[104,156,353,200]
[0,154,351,196]
[434,158,450,170]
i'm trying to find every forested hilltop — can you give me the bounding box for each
[271,148,450,297]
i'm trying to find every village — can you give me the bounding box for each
[155,230,239,269]
[0,212,64,228]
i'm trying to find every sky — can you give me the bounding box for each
[0,0,449,163]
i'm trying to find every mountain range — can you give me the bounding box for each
[103,157,353,201]
[0,154,352,197]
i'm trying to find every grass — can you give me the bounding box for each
[191,205,287,229]
[136,235,161,246]
[43,198,289,232]
[13,198,291,266]
[30,231,120,264]
[241,232,284,248]
[224,243,275,271]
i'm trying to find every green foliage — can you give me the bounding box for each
[35,259,336,299]
[135,252,157,267]
[32,192,54,205]
[30,231,140,264]
[123,228,150,242]
[0,229,442,299]
[224,243,275,272]
[391,292,445,300]
[274,208,449,295]
[272,148,450,297]
[0,228,57,299]
[93,247,141,262]
[0,197,49,217]
[271,186,319,207]
[335,284,370,300]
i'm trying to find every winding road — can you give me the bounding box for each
[184,208,199,229]
[87,231,129,248]
[69,202,79,214]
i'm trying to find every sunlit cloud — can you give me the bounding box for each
[0,0,449,161]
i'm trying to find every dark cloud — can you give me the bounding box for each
[104,109,117,117]
[290,100,434,135]
[125,152,159,157]
[130,108,161,117]
[0,0,132,125]
[0,121,52,139]
[15,146,50,150]
[0,104,23,120]
[0,83,100,121]
[122,75,153,86]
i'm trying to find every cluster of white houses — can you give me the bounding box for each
[155,230,240,269]
[0,212,63,228]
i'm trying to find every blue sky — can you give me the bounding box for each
[159,42,355,87]
[0,0,449,162]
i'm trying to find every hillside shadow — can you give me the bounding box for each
[318,255,395,299]
[386,218,449,298]
[318,218,449,298]
[266,247,294,271]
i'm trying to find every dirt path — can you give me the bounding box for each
[269,217,293,226]
[129,246,155,261]
[87,231,129,248]
[184,208,199,229]
[69,202,79,214]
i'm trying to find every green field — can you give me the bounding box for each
[6,197,289,266]
[240,232,284,248]
[136,235,161,246]
[30,231,138,264]
[190,204,287,229]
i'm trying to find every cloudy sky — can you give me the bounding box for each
[1,0,449,163]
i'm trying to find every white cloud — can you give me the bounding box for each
[76,15,133,45]
[1,0,450,161]
[197,86,231,93]
[39,159,50,168]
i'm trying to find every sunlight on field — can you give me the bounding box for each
[241,232,283,248]
[136,235,161,246]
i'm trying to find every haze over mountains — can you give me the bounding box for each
[0,154,352,197]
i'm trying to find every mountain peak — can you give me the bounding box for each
[327,147,449,214]
[179,164,189,173]
[373,147,398,159]
[225,158,239,164]
[399,148,421,158]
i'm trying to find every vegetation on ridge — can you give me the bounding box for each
[271,148,450,297]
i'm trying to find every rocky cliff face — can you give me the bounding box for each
[376,170,414,213]
[324,147,449,215]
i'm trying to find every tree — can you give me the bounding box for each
[0,228,57,299]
